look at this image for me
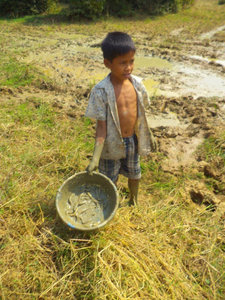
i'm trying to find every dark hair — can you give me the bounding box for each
[101,32,136,61]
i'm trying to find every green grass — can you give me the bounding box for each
[0,56,35,87]
[200,134,225,161]
[0,0,224,39]
[196,132,225,194]
[0,54,53,88]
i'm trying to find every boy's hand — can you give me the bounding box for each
[149,129,158,152]
[86,161,98,175]
[86,120,106,175]
[86,141,104,175]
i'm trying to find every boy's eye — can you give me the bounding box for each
[120,60,134,65]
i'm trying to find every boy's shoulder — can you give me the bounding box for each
[92,74,111,91]
[130,74,143,84]
[130,74,145,90]
[93,74,145,91]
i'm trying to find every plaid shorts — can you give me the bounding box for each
[99,134,141,183]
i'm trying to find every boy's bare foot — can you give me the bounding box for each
[128,178,139,206]
[128,198,137,206]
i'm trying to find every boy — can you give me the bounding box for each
[85,32,157,205]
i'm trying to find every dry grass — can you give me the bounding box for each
[0,95,224,299]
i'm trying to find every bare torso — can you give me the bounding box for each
[113,79,137,137]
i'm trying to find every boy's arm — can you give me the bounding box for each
[141,82,158,152]
[141,84,151,109]
[86,120,106,174]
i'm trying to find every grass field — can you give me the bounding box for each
[0,0,225,299]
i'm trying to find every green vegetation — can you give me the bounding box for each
[196,132,225,194]
[0,0,58,17]
[0,0,195,19]
[0,55,51,88]
[68,0,195,19]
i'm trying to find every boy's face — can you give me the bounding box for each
[104,51,135,82]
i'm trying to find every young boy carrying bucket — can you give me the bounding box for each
[85,32,157,205]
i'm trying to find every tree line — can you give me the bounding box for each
[0,0,196,19]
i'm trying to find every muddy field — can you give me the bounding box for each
[1,15,225,208]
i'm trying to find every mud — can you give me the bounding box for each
[65,185,108,228]
[1,21,225,209]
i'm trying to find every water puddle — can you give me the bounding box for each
[214,59,225,67]
[189,55,225,67]
[135,56,172,70]
[143,78,160,96]
[146,112,187,129]
[200,25,225,40]
[175,64,225,98]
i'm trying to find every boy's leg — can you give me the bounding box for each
[128,178,139,206]
[99,158,120,184]
[120,134,141,205]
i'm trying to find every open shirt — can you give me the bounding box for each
[85,74,153,160]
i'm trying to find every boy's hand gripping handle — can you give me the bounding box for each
[149,129,158,152]
[86,142,104,175]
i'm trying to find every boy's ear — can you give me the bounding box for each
[104,58,111,69]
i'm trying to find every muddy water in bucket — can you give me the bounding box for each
[56,172,118,230]
[65,184,108,228]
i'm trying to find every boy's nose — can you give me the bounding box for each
[126,63,132,71]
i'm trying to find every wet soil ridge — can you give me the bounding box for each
[148,95,224,168]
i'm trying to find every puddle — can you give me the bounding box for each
[143,78,160,96]
[189,55,225,67]
[189,55,210,63]
[157,62,225,99]
[135,56,172,70]
[215,59,225,67]
[162,134,204,168]
[175,64,225,98]
[146,112,187,129]
[200,25,225,40]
